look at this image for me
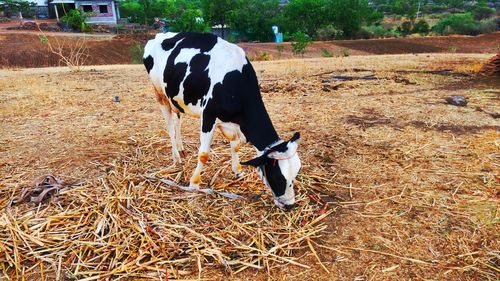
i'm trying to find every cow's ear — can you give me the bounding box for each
[241,155,269,167]
[290,132,300,143]
[268,132,300,160]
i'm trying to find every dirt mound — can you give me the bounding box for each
[0,33,135,68]
[114,32,156,44]
[0,32,499,68]
[480,53,500,76]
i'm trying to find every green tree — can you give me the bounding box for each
[1,0,35,16]
[61,9,91,32]
[412,19,430,35]
[228,0,280,42]
[201,0,238,38]
[291,31,312,57]
[119,0,146,23]
[433,0,464,9]
[168,0,209,32]
[282,0,327,37]
[471,0,495,21]
[432,13,479,35]
[120,0,174,25]
[325,0,375,38]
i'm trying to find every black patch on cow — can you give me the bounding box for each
[183,54,211,106]
[189,53,210,72]
[177,32,218,53]
[262,162,287,197]
[143,55,154,74]
[171,98,185,113]
[201,59,279,150]
[164,62,187,99]
[268,141,289,153]
[161,33,184,51]
[161,33,217,110]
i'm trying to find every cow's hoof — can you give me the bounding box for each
[235,172,245,179]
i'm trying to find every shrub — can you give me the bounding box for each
[251,51,272,61]
[321,48,333,57]
[362,25,398,38]
[477,17,498,34]
[396,21,413,37]
[129,41,144,64]
[432,13,479,35]
[353,27,372,39]
[315,25,342,41]
[340,47,350,57]
[291,31,312,57]
[61,9,91,32]
[472,5,496,21]
[276,44,284,58]
[412,19,430,35]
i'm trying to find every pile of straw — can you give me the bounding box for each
[480,53,500,76]
[1,137,332,280]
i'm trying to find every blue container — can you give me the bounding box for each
[275,32,283,43]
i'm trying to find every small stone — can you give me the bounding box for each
[112,96,120,103]
[445,95,467,107]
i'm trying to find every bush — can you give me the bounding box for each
[251,51,272,61]
[352,27,372,39]
[321,48,333,57]
[412,19,430,35]
[396,21,413,37]
[477,17,498,34]
[362,25,398,38]
[291,31,312,57]
[129,41,144,64]
[472,4,496,21]
[61,9,90,32]
[315,25,342,41]
[432,13,479,35]
[340,47,350,57]
[276,44,284,58]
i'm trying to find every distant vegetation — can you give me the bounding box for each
[2,0,498,41]
[115,0,497,41]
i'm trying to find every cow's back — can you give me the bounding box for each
[143,32,249,117]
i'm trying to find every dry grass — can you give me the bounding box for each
[0,54,499,280]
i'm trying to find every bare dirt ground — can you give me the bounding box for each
[0,54,499,280]
[0,30,499,68]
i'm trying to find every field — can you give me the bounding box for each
[0,53,499,280]
[0,30,499,67]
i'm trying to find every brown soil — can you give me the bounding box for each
[480,53,500,76]
[0,31,499,68]
[1,54,498,280]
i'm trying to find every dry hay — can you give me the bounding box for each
[480,53,500,76]
[1,136,333,279]
[0,54,499,280]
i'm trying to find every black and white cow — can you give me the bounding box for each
[143,32,301,208]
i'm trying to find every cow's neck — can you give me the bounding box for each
[240,99,280,152]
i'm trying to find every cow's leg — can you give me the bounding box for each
[219,124,244,178]
[230,140,244,178]
[189,117,216,189]
[173,113,185,157]
[155,87,182,164]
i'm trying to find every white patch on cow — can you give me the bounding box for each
[276,153,301,206]
[173,47,202,115]
[144,34,185,95]
[203,37,247,106]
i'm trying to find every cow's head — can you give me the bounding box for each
[242,132,301,209]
